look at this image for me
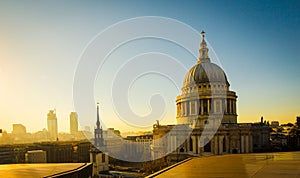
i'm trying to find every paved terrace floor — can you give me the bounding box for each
[0,163,86,178]
[151,152,300,178]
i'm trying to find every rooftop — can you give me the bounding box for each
[148,151,300,178]
[0,163,91,178]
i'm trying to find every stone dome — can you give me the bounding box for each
[183,62,229,87]
[183,31,229,88]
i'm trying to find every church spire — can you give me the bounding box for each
[94,102,104,147]
[198,30,211,63]
[96,102,100,129]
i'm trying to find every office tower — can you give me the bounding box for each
[12,124,26,135]
[70,112,79,135]
[47,110,58,141]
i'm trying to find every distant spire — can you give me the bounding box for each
[198,30,210,63]
[94,102,104,147]
[96,102,100,129]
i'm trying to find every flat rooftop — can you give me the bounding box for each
[149,151,300,178]
[0,163,88,178]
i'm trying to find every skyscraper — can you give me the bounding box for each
[12,124,26,135]
[47,110,58,141]
[70,112,78,135]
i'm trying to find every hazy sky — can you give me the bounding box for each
[0,0,299,133]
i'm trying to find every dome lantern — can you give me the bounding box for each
[198,30,211,63]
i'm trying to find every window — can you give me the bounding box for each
[180,148,184,152]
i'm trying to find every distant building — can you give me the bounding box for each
[25,150,47,163]
[0,141,91,164]
[271,121,280,127]
[47,110,58,141]
[127,134,153,161]
[70,112,79,135]
[102,128,122,159]
[12,124,26,135]
[90,150,109,176]
[106,128,121,136]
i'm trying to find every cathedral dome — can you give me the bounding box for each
[183,31,229,87]
[183,62,229,87]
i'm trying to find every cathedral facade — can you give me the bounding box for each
[152,32,270,159]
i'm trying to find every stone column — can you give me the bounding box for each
[183,102,187,116]
[189,101,192,115]
[226,136,230,153]
[194,100,198,115]
[192,136,197,154]
[177,103,180,117]
[241,135,244,153]
[197,136,201,155]
[181,102,184,116]
[214,100,217,113]
[219,135,224,154]
[233,100,236,114]
[235,100,237,114]
[245,135,249,153]
[249,134,253,152]
[200,137,204,155]
[208,99,210,113]
[229,99,232,114]
[201,99,204,115]
[214,136,218,155]
[170,136,173,152]
[222,99,224,114]
[224,99,227,114]
[168,135,171,152]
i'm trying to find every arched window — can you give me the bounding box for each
[180,147,184,152]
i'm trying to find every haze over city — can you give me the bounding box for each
[0,0,299,133]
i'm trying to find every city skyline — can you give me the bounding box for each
[0,1,299,133]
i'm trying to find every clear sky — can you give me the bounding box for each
[0,0,299,133]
